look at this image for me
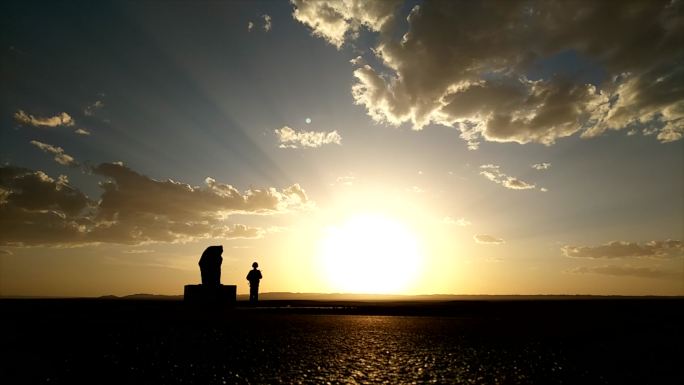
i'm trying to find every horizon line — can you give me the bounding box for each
[2,292,683,300]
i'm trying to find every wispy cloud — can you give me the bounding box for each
[262,14,272,31]
[29,140,78,166]
[474,234,505,244]
[407,186,425,193]
[442,217,471,226]
[248,15,271,33]
[479,164,535,190]
[123,249,155,254]
[275,126,342,148]
[335,175,356,186]
[532,162,551,170]
[74,128,91,136]
[14,110,74,127]
[562,240,683,259]
[567,265,681,280]
[83,100,104,116]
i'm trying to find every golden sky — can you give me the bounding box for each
[1,0,682,297]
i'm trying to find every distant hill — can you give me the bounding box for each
[247,293,672,301]
[89,292,677,301]
[99,293,183,300]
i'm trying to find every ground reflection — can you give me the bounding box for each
[107,315,573,384]
[6,308,673,385]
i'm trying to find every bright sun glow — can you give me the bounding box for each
[317,214,423,294]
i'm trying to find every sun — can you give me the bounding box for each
[317,214,424,294]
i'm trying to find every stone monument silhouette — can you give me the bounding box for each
[184,245,236,304]
[199,245,223,286]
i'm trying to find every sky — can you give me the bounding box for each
[1,0,682,297]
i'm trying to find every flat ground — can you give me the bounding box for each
[1,298,682,384]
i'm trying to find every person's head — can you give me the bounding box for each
[252,262,259,269]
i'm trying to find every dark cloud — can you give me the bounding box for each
[568,265,681,280]
[0,166,89,215]
[0,164,307,246]
[0,166,92,246]
[294,0,683,147]
[94,163,307,218]
[562,240,683,259]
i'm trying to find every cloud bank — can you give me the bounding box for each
[292,0,684,147]
[275,126,342,148]
[0,164,309,246]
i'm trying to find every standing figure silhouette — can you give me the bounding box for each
[246,262,262,303]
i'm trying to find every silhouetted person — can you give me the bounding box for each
[199,245,223,286]
[246,262,262,303]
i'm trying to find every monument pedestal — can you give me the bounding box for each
[184,284,236,305]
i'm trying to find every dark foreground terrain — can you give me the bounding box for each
[1,298,682,384]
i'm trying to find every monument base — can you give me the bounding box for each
[184,284,236,305]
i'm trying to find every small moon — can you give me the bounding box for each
[305,118,311,124]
